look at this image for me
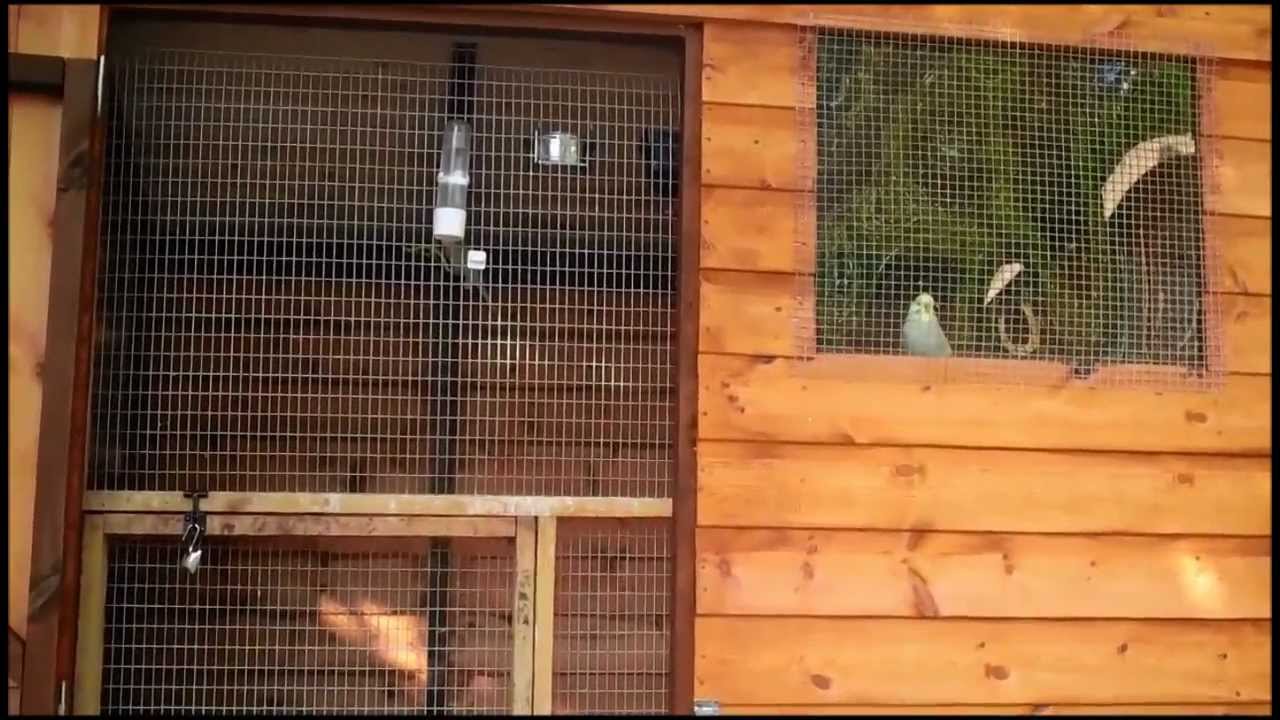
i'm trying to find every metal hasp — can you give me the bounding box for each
[180,491,208,574]
[693,698,721,716]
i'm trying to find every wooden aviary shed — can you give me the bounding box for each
[7,3,1271,717]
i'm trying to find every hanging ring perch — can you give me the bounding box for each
[997,302,1041,357]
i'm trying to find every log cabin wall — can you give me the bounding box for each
[688,6,1273,716]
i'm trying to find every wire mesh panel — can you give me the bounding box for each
[100,534,516,714]
[90,40,679,495]
[796,19,1224,390]
[551,519,670,715]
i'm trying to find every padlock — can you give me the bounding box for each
[179,521,204,575]
[180,545,203,575]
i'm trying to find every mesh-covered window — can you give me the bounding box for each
[101,536,515,714]
[802,23,1222,389]
[90,41,679,495]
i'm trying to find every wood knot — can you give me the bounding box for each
[907,566,940,618]
[717,558,733,578]
[725,392,745,414]
[983,663,1010,681]
[1001,553,1015,575]
[893,463,921,478]
[1117,642,1128,655]
[801,560,815,581]
[1175,472,1196,486]
[1184,410,1208,424]
[810,673,831,690]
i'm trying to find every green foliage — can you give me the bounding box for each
[815,33,1200,363]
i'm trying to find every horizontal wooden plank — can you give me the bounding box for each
[104,326,671,388]
[129,380,430,440]
[697,529,1271,619]
[462,388,673,445]
[719,703,1274,715]
[118,608,434,679]
[101,278,674,336]
[701,187,812,273]
[695,616,1272,704]
[95,378,670,446]
[83,491,674,518]
[1215,215,1272,295]
[13,4,99,59]
[698,354,1272,454]
[104,437,669,497]
[109,542,449,614]
[101,513,514,537]
[452,671,669,714]
[697,442,1272,536]
[1219,293,1272,375]
[703,21,805,109]
[699,270,807,358]
[1212,78,1271,141]
[700,270,1271,376]
[105,669,435,712]
[1219,59,1272,84]
[1210,138,1272,218]
[447,614,667,674]
[451,552,669,616]
[539,5,1272,61]
[702,104,809,191]
[456,444,670,498]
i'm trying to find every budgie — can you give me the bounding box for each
[902,292,953,357]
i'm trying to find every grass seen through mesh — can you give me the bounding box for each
[815,31,1204,371]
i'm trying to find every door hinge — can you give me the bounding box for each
[693,698,721,716]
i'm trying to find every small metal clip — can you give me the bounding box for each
[180,491,208,575]
[693,699,721,716]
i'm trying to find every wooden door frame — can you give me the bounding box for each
[37,4,701,715]
[16,50,103,717]
[71,513,523,715]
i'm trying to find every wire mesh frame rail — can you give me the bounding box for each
[73,514,533,715]
[792,16,1226,393]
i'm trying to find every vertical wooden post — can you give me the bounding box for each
[511,516,536,714]
[532,516,558,714]
[672,21,703,717]
[23,55,102,716]
[71,516,106,715]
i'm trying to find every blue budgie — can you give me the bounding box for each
[902,292,953,357]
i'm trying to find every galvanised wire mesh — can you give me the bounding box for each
[90,46,679,495]
[552,519,670,715]
[101,536,515,714]
[795,18,1225,391]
